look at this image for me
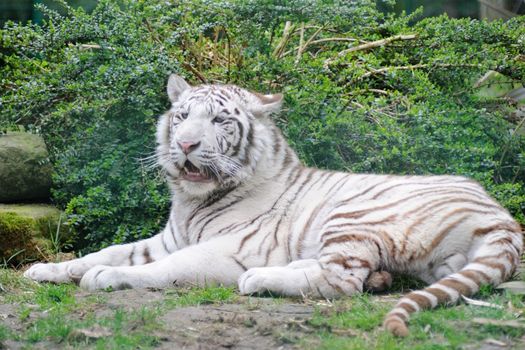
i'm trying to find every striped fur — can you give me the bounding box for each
[25,75,523,336]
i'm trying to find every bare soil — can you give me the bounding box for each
[155,299,315,349]
[0,289,319,350]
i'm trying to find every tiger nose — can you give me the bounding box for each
[178,141,201,154]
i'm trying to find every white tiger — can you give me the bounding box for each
[25,75,523,336]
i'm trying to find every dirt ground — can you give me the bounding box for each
[0,289,320,350]
[1,282,524,349]
[155,299,315,349]
[94,290,317,350]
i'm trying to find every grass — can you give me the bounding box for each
[0,268,236,349]
[304,290,525,350]
[163,285,236,307]
[1,267,524,349]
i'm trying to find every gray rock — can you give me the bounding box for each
[0,132,52,202]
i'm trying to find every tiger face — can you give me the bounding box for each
[156,75,282,197]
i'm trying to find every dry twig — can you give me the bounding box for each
[284,36,355,57]
[181,63,207,83]
[337,34,417,56]
[472,318,525,329]
[273,21,294,59]
[359,63,480,79]
[461,295,504,309]
[295,23,305,65]
[295,25,326,65]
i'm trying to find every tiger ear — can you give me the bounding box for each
[250,92,283,117]
[167,74,191,103]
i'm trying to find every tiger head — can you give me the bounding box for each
[156,74,283,197]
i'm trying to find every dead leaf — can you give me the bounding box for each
[331,328,359,337]
[497,281,525,295]
[461,295,503,309]
[68,326,112,341]
[472,318,525,329]
[484,338,508,347]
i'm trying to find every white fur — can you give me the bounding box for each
[25,77,522,334]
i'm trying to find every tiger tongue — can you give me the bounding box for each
[183,161,212,182]
[183,172,211,182]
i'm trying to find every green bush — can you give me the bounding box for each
[1,0,524,252]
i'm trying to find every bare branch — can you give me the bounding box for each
[337,34,417,57]
[359,63,481,79]
[295,25,326,65]
[295,23,305,65]
[181,63,207,83]
[283,36,356,57]
[273,21,294,59]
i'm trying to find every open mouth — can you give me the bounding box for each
[181,160,213,183]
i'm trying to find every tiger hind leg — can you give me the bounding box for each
[383,227,523,337]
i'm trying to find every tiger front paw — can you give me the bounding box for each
[79,265,143,291]
[238,266,290,295]
[24,260,91,284]
[24,263,66,283]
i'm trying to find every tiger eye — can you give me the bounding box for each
[212,116,224,124]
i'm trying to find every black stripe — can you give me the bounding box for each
[285,168,315,204]
[272,127,282,155]
[324,214,397,231]
[236,225,262,253]
[323,173,349,197]
[232,256,248,271]
[196,195,246,242]
[331,179,385,210]
[217,167,303,236]
[129,245,135,266]
[161,233,170,253]
[285,165,303,186]
[93,268,105,281]
[281,147,295,168]
[185,185,237,232]
[240,122,254,165]
[296,200,327,257]
[215,93,228,102]
[169,219,180,248]
[403,195,500,219]
[143,246,153,263]
[266,216,284,265]
[293,170,327,204]
[231,120,244,157]
[373,181,486,200]
[257,226,275,255]
[328,190,463,223]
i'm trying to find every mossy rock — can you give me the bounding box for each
[0,204,72,265]
[0,132,53,202]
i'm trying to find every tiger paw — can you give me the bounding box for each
[24,260,90,284]
[79,265,134,291]
[24,262,68,283]
[238,266,294,295]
